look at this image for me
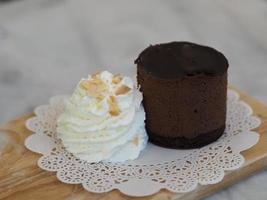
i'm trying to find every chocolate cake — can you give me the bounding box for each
[135,41,228,149]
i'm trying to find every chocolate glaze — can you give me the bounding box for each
[135,41,228,79]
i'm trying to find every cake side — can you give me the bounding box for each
[137,66,227,140]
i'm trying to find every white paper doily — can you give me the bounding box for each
[25,89,261,197]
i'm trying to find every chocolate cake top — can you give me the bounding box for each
[135,41,228,79]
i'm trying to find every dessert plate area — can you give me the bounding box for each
[1,87,267,200]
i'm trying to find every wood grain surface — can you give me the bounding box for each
[0,88,267,200]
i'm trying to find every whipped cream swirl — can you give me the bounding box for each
[57,71,148,162]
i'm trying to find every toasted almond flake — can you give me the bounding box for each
[112,74,123,84]
[132,137,139,146]
[91,71,101,78]
[96,95,105,102]
[108,96,121,116]
[80,79,107,97]
[80,80,91,90]
[115,85,131,95]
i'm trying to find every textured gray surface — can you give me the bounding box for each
[0,0,267,199]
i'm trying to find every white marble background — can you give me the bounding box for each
[0,0,267,199]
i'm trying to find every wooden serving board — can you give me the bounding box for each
[1,87,267,200]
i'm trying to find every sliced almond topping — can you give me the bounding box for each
[80,79,107,97]
[132,137,139,146]
[96,95,105,102]
[80,80,91,90]
[108,96,121,116]
[91,71,101,79]
[112,74,123,84]
[115,85,131,95]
